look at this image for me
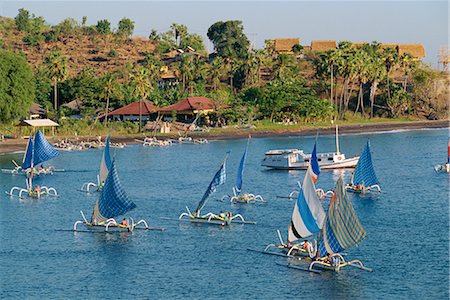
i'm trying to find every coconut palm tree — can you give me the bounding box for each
[130,66,153,132]
[44,49,68,111]
[382,47,399,100]
[101,73,121,125]
[209,56,224,90]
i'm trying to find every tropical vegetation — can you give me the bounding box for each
[0,9,447,133]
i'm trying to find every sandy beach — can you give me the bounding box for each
[1,119,448,155]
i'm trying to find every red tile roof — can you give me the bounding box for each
[159,97,218,112]
[108,100,159,115]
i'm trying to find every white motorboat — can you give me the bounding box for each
[261,125,359,170]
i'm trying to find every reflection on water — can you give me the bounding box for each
[0,128,448,298]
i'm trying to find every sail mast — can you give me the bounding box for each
[335,124,340,154]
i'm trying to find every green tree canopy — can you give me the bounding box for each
[15,8,31,32]
[0,49,35,122]
[207,20,250,59]
[117,17,135,38]
[96,19,111,35]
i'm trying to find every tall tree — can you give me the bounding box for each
[44,49,68,111]
[96,19,111,35]
[130,66,153,132]
[101,73,121,125]
[207,20,250,59]
[170,23,187,47]
[117,18,135,38]
[0,49,35,122]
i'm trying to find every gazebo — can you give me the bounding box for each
[17,118,59,137]
[101,100,159,121]
[159,96,220,122]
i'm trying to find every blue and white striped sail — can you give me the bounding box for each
[33,130,59,167]
[22,134,34,169]
[352,141,378,187]
[288,164,326,243]
[309,143,320,183]
[91,160,136,223]
[319,177,367,256]
[235,140,249,194]
[99,135,112,185]
[195,156,227,213]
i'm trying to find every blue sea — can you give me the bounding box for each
[0,128,448,299]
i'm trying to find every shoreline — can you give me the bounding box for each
[1,119,448,155]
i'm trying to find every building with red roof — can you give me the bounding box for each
[101,100,159,121]
[159,97,219,114]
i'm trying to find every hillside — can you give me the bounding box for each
[0,17,155,76]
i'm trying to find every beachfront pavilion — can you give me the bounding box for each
[158,96,221,124]
[17,118,59,137]
[100,100,159,122]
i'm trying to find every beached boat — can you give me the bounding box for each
[285,177,372,273]
[434,138,450,173]
[261,125,359,170]
[135,137,172,147]
[261,159,326,258]
[74,160,153,232]
[222,138,264,204]
[6,130,58,199]
[346,141,381,193]
[179,154,256,225]
[80,135,112,192]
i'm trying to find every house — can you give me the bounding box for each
[310,40,337,52]
[102,100,159,121]
[397,44,426,59]
[273,38,301,54]
[159,96,221,122]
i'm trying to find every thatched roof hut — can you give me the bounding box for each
[311,40,337,52]
[397,44,426,58]
[351,42,368,48]
[273,38,300,53]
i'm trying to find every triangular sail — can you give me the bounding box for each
[288,164,326,243]
[195,156,227,214]
[33,130,59,167]
[319,177,367,256]
[235,139,249,194]
[309,143,320,183]
[22,134,34,169]
[352,141,378,187]
[99,135,112,185]
[91,160,136,224]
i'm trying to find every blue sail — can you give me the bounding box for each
[33,130,59,167]
[319,177,367,256]
[235,141,248,194]
[352,141,378,187]
[92,160,136,223]
[310,143,320,183]
[195,157,227,213]
[22,134,34,169]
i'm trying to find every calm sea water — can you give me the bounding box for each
[0,128,448,299]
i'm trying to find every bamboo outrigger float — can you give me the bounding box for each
[6,130,59,199]
[345,141,381,194]
[222,138,265,204]
[74,161,160,232]
[80,135,112,192]
[178,154,256,226]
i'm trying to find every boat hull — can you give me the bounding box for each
[262,156,359,170]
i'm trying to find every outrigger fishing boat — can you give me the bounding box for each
[256,159,326,258]
[179,154,256,226]
[261,125,359,170]
[74,160,153,232]
[222,138,264,204]
[1,131,62,176]
[285,177,372,273]
[6,130,58,199]
[80,135,112,192]
[346,141,381,193]
[434,138,450,173]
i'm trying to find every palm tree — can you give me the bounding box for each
[382,47,398,100]
[367,55,386,118]
[101,73,120,125]
[130,66,153,132]
[209,57,224,90]
[44,49,68,111]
